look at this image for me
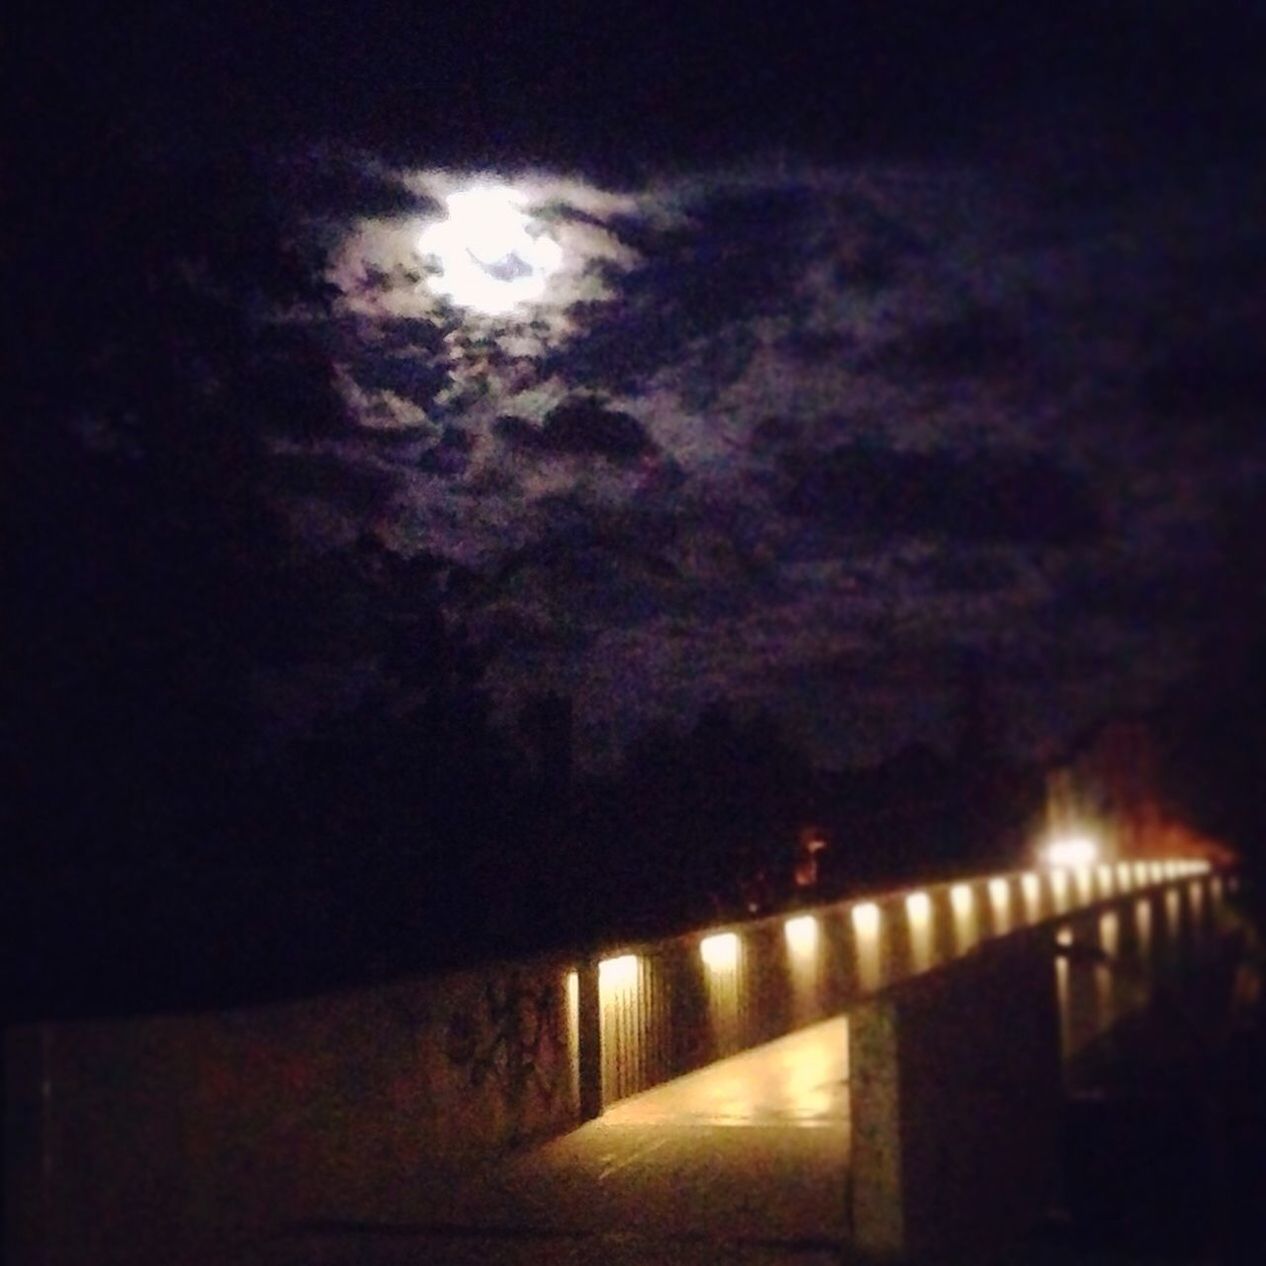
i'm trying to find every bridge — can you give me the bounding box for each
[4,858,1241,1264]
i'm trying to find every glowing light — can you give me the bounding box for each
[1149,861,1164,883]
[1096,865,1114,896]
[1116,862,1132,890]
[700,932,739,971]
[1136,898,1153,955]
[852,902,883,991]
[989,877,1012,932]
[1050,868,1070,909]
[1021,872,1042,921]
[1190,877,1206,912]
[851,902,881,937]
[1133,861,1149,885]
[1074,866,1094,904]
[416,184,563,314]
[1041,833,1099,870]
[950,884,977,952]
[905,891,934,970]
[784,915,819,957]
[1099,911,1119,959]
[599,954,638,989]
[905,892,932,923]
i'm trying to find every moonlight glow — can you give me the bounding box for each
[417,185,563,314]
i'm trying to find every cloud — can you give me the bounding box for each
[547,185,812,390]
[277,150,433,218]
[867,306,1026,381]
[348,347,453,413]
[296,151,1259,764]
[1140,340,1266,436]
[781,441,1101,547]
[495,396,657,462]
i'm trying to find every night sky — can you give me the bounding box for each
[15,2,1266,770]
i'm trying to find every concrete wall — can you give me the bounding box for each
[5,954,580,1265]
[849,932,1063,1260]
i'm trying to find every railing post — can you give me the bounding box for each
[576,960,603,1121]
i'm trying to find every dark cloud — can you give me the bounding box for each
[1141,340,1266,437]
[350,349,452,412]
[415,427,474,477]
[781,441,1101,548]
[496,397,657,463]
[279,157,435,218]
[271,450,397,517]
[905,550,1023,595]
[868,306,1026,381]
[549,187,813,390]
[364,316,449,355]
[679,326,760,410]
[777,326,855,366]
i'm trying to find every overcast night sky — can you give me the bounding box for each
[16,1,1266,771]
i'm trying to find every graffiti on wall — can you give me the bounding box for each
[444,974,569,1134]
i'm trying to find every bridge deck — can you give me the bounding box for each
[270,1017,851,1265]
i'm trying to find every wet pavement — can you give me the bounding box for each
[257,1017,852,1265]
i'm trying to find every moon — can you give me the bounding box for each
[417,185,563,315]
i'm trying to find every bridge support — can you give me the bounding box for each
[849,933,1062,1260]
[576,960,603,1121]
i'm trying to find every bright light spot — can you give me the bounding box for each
[417,184,563,314]
[989,877,1012,932]
[1097,864,1115,895]
[905,892,934,970]
[785,915,819,957]
[1042,834,1100,869]
[1116,862,1132,889]
[852,902,881,937]
[1133,861,1149,885]
[949,883,978,952]
[1056,925,1074,947]
[700,932,739,971]
[1021,872,1041,920]
[1075,866,1094,904]
[1050,868,1070,907]
[599,954,638,989]
[905,891,932,924]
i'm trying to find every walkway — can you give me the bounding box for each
[262,1017,852,1265]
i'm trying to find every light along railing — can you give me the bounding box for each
[579,858,1223,1113]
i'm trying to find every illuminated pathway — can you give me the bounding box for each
[273,1018,851,1264]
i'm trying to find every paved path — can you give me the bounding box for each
[261,1017,852,1265]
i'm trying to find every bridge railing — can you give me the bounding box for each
[578,858,1230,1111]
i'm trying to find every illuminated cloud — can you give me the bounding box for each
[311,152,1264,764]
